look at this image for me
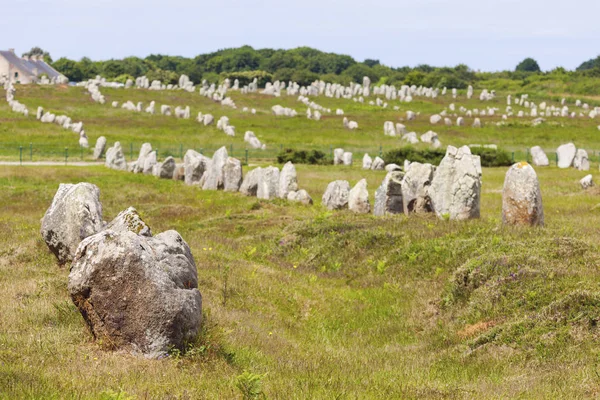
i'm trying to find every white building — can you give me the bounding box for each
[0,49,63,84]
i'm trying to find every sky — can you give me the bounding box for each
[3,0,599,71]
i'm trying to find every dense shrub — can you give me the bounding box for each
[277,148,330,165]
[383,146,512,168]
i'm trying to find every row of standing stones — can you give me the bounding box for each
[39,146,545,358]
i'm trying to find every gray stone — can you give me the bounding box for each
[105,142,127,171]
[371,157,385,171]
[287,189,313,205]
[240,167,262,196]
[374,172,404,216]
[385,163,402,172]
[93,136,107,160]
[41,183,104,265]
[573,149,590,171]
[429,145,482,221]
[334,148,344,165]
[362,154,372,169]
[342,152,353,166]
[279,162,298,199]
[322,180,350,210]
[143,151,157,175]
[184,150,210,186]
[173,163,185,181]
[202,147,228,190]
[402,162,435,214]
[581,174,594,189]
[530,146,549,167]
[105,207,152,237]
[157,156,176,179]
[502,162,544,226]
[68,227,201,358]
[556,143,576,169]
[134,143,153,174]
[348,179,370,214]
[223,157,243,192]
[257,166,280,200]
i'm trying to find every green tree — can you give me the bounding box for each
[515,58,541,72]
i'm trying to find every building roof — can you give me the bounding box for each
[0,50,62,79]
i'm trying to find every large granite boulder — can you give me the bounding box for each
[93,136,107,160]
[223,157,243,192]
[202,147,228,190]
[105,142,127,171]
[183,150,210,186]
[68,219,202,358]
[401,162,435,214]
[371,157,385,171]
[142,151,157,175]
[279,162,298,199]
[374,171,404,216]
[322,180,350,210]
[573,149,590,171]
[348,179,370,214]
[429,145,482,220]
[257,166,280,200]
[581,174,594,189]
[502,162,544,226]
[556,143,576,169]
[362,154,372,170]
[41,183,104,265]
[156,156,176,179]
[240,167,262,196]
[133,143,153,174]
[288,190,313,205]
[530,146,549,167]
[105,207,152,237]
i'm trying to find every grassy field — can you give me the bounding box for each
[2,162,600,398]
[1,85,600,163]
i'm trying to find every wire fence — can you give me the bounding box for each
[0,143,597,167]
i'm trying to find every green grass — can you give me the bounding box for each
[1,85,600,163]
[2,164,600,398]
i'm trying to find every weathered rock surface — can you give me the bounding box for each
[93,136,107,160]
[288,189,313,205]
[183,150,210,186]
[279,162,298,199]
[371,157,385,171]
[556,143,576,169]
[581,174,594,189]
[348,179,370,214]
[223,157,243,192]
[105,142,127,171]
[401,162,435,214]
[257,166,280,200]
[530,146,549,167]
[502,162,544,226]
[156,156,176,179]
[41,183,104,265]
[105,207,152,237]
[429,145,482,220]
[133,143,153,174]
[202,147,228,190]
[362,154,372,169]
[322,180,350,210]
[573,149,590,171]
[374,171,404,216]
[240,167,262,196]
[68,224,202,358]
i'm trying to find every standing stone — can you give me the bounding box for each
[279,162,298,199]
[68,225,202,358]
[142,151,157,175]
[530,146,549,166]
[288,190,313,205]
[348,179,370,214]
[334,148,344,165]
[502,162,544,226]
[134,143,153,173]
[556,143,577,169]
[223,157,243,192]
[429,146,482,221]
[343,152,353,166]
[105,207,152,237]
[105,142,127,171]
[371,157,385,171]
[374,171,404,216]
[363,154,373,169]
[581,174,594,189]
[156,156,176,179]
[93,136,107,160]
[257,166,280,200]
[40,183,104,265]
[172,163,185,181]
[401,162,435,214]
[573,149,590,171]
[202,147,228,190]
[322,180,350,210]
[430,114,442,124]
[240,167,262,196]
[184,150,210,186]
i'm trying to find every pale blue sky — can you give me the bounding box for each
[4,0,599,71]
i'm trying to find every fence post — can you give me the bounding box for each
[230,144,233,157]
[245,149,249,165]
[180,144,183,160]
[65,147,68,165]
[330,145,333,159]
[379,145,382,157]
[19,146,22,166]
[29,143,32,161]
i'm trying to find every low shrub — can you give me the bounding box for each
[276,148,330,165]
[383,146,512,167]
